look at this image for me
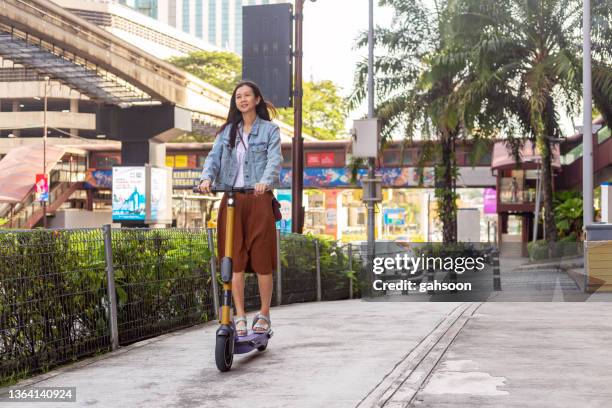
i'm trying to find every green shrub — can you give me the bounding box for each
[527,240,549,261]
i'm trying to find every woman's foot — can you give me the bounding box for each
[234,316,247,336]
[252,313,271,334]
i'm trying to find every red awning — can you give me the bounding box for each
[0,144,65,203]
[491,140,561,170]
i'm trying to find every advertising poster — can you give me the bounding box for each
[275,189,292,233]
[324,190,338,236]
[279,167,435,189]
[35,174,49,202]
[483,188,497,214]
[112,167,146,221]
[84,169,112,189]
[149,167,170,223]
[383,208,406,226]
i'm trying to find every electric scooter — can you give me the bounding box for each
[193,186,273,372]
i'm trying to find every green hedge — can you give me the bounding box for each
[0,229,110,386]
[0,228,214,386]
[1,228,358,386]
[527,238,583,261]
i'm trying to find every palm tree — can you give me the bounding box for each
[453,0,612,242]
[350,0,491,243]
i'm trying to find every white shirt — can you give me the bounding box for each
[233,128,249,187]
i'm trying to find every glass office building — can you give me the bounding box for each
[119,0,159,19]
[121,0,287,54]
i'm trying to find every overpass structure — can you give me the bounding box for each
[0,0,304,226]
[0,0,300,153]
[0,0,227,139]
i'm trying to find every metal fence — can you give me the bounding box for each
[279,233,318,304]
[0,229,110,387]
[0,227,359,385]
[318,241,360,301]
[109,227,214,345]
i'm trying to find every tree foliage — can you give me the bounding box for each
[276,80,349,140]
[453,0,612,241]
[168,52,347,140]
[350,0,491,243]
[351,0,611,242]
[167,50,241,94]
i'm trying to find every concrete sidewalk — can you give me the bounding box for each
[1,301,458,408]
[410,303,612,408]
[3,301,612,407]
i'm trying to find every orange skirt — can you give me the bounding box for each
[216,191,277,275]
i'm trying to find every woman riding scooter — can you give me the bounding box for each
[198,80,281,336]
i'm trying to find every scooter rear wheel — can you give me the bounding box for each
[215,335,233,372]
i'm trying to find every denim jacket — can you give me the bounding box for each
[199,116,282,188]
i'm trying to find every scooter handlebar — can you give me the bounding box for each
[192,186,255,194]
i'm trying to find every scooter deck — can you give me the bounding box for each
[234,330,273,354]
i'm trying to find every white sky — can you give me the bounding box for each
[301,0,395,132]
[299,1,578,136]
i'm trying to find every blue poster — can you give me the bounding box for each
[383,208,406,226]
[279,167,434,188]
[112,167,146,221]
[85,169,112,189]
[275,189,292,233]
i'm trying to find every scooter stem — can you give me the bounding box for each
[220,192,236,326]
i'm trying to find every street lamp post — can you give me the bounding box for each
[583,0,593,227]
[42,76,49,228]
[366,0,375,266]
[291,0,305,233]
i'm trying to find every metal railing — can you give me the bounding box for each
[0,227,360,385]
[0,229,110,386]
[2,167,86,229]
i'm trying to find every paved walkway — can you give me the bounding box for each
[410,303,612,408]
[3,299,612,407]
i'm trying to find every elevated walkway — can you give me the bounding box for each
[559,131,612,189]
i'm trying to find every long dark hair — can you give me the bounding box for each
[217,81,277,148]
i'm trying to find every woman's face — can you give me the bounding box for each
[235,85,261,114]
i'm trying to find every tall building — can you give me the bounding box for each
[118,0,288,55]
[55,0,224,60]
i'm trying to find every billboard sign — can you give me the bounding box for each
[383,208,406,226]
[483,188,497,214]
[112,167,146,221]
[147,166,172,224]
[35,174,49,202]
[276,189,292,233]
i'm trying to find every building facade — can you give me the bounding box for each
[119,0,287,54]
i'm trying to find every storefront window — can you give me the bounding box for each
[500,170,537,204]
[92,153,121,169]
[382,149,415,166]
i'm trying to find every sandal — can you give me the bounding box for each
[252,313,271,334]
[234,316,247,337]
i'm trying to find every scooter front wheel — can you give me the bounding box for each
[215,334,233,372]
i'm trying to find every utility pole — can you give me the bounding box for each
[583,0,593,227]
[366,0,375,271]
[291,0,304,233]
[42,76,48,228]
